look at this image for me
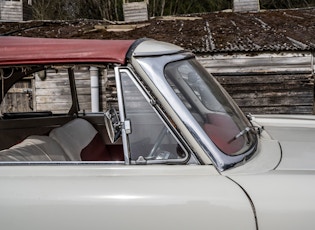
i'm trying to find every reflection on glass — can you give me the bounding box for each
[120,73,187,162]
[164,59,256,156]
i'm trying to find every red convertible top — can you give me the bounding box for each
[0,36,135,65]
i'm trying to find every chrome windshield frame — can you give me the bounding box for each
[132,53,258,171]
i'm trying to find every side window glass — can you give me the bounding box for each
[0,66,108,116]
[0,67,73,116]
[0,68,73,116]
[119,71,188,164]
[75,67,108,114]
[36,68,72,114]
[1,75,34,114]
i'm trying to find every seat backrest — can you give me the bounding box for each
[0,135,67,161]
[49,118,110,161]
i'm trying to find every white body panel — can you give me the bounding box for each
[0,165,256,230]
[231,171,315,230]
[229,115,315,230]
[253,115,315,170]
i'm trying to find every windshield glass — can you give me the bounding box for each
[164,58,256,156]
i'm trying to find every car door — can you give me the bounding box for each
[0,67,256,230]
[0,165,256,230]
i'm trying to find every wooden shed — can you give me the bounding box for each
[34,67,109,114]
[123,0,148,22]
[197,52,314,114]
[0,8,314,115]
[0,66,111,114]
[0,0,22,21]
[0,0,32,21]
[233,0,260,12]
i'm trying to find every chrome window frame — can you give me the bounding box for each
[132,53,257,171]
[114,66,197,165]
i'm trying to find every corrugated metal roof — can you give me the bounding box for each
[145,7,315,53]
[0,8,314,54]
[191,8,315,53]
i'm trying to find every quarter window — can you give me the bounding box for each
[117,69,189,164]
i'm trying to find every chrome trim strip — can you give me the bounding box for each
[114,67,130,165]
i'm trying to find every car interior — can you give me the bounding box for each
[0,64,125,163]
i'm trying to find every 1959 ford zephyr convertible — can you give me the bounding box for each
[0,36,314,230]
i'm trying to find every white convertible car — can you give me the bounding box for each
[0,36,314,230]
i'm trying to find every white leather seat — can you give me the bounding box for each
[0,118,111,162]
[49,118,99,161]
[0,135,67,161]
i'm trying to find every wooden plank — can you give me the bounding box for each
[215,78,313,95]
[215,73,313,83]
[212,70,314,114]
[35,95,72,104]
[2,90,31,112]
[37,102,106,113]
[7,88,30,93]
[0,79,32,112]
[36,103,72,112]
[123,2,148,22]
[231,91,313,100]
[0,1,23,21]
[123,2,147,10]
[234,95,313,107]
[197,53,313,74]
[233,0,259,12]
[242,106,313,114]
[1,10,22,15]
[35,67,109,113]
[35,88,71,96]
[200,57,311,69]
[38,87,107,96]
[196,53,314,114]
[36,94,108,103]
[39,71,107,82]
[35,79,93,88]
[0,15,22,21]
[218,84,313,92]
[0,5,22,10]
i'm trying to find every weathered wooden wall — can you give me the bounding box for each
[0,0,23,21]
[104,70,117,108]
[197,52,314,114]
[0,77,33,113]
[233,0,260,12]
[35,67,108,114]
[1,53,314,115]
[123,1,148,22]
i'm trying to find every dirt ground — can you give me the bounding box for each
[0,7,314,52]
